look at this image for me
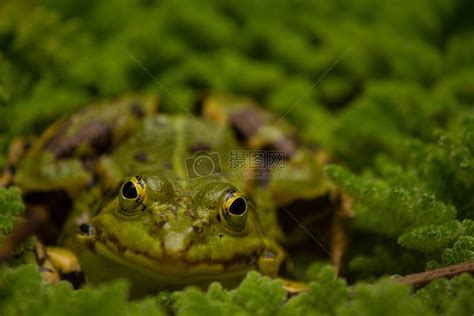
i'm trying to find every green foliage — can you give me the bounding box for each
[281,265,348,315]
[1,0,474,313]
[325,165,457,238]
[172,272,286,316]
[347,241,426,279]
[325,130,474,269]
[1,0,472,156]
[2,265,474,315]
[414,273,474,315]
[0,186,24,241]
[398,220,461,254]
[0,264,166,316]
[337,278,432,316]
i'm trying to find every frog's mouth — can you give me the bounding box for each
[74,224,263,289]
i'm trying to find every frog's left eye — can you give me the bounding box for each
[118,176,147,215]
[219,191,248,232]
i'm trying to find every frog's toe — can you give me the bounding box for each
[45,246,81,275]
[257,246,285,277]
[35,240,83,285]
[280,278,310,295]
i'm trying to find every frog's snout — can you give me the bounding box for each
[79,223,95,236]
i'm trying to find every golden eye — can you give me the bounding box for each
[220,191,248,232]
[118,176,146,215]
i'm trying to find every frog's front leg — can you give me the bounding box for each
[34,241,82,286]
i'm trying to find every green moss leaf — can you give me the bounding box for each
[398,220,461,254]
[0,264,164,316]
[337,278,433,316]
[231,271,286,315]
[172,283,244,316]
[282,265,348,315]
[0,186,25,242]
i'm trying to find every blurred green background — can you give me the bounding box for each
[1,0,474,315]
[1,0,472,169]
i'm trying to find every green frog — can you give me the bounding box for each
[2,95,348,297]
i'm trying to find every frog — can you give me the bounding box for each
[1,94,350,297]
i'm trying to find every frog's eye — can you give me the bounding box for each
[118,176,146,215]
[219,191,248,232]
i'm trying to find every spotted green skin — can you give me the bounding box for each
[13,96,330,296]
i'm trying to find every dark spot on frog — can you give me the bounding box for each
[155,220,167,229]
[192,226,203,234]
[133,151,148,162]
[81,157,98,171]
[264,137,297,157]
[130,102,144,118]
[262,250,275,259]
[45,120,112,158]
[218,233,223,238]
[229,107,264,142]
[188,143,211,154]
[254,168,271,188]
[163,163,172,170]
[106,233,127,254]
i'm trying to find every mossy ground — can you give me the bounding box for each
[1,0,473,315]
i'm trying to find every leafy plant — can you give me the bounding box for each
[1,0,473,314]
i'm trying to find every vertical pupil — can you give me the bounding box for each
[122,181,138,199]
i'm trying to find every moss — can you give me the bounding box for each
[0,186,23,235]
[2,265,474,315]
[1,0,474,313]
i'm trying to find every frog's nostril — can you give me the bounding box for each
[79,223,93,236]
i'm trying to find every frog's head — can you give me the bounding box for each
[74,171,283,295]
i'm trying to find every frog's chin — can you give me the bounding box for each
[74,234,258,296]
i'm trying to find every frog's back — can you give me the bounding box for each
[105,115,243,186]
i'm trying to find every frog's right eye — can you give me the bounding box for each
[219,191,248,232]
[118,176,146,215]
[122,181,138,199]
